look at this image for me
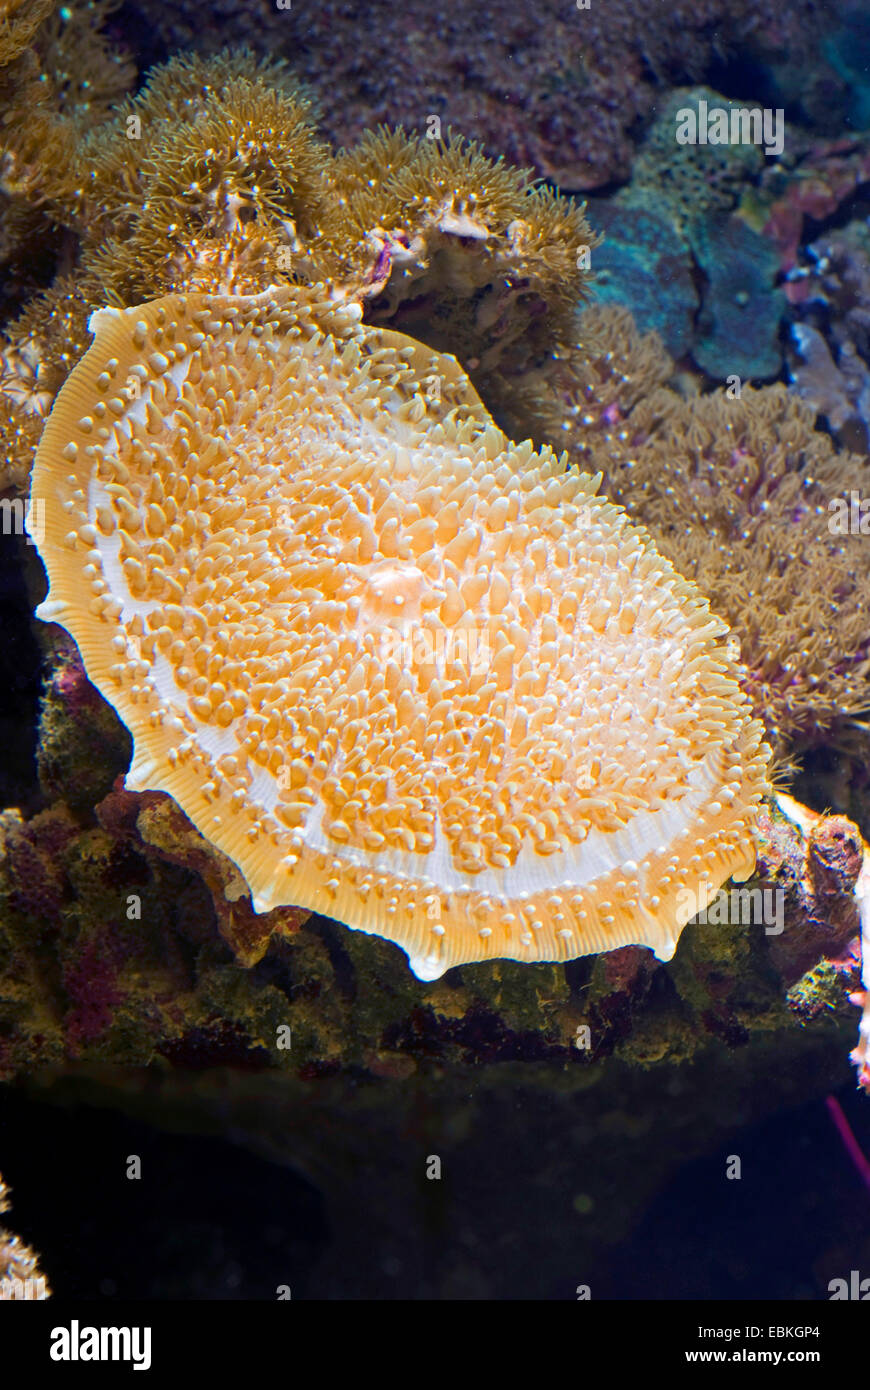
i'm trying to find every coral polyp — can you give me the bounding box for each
[29,283,768,978]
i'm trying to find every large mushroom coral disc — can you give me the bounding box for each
[29,284,768,980]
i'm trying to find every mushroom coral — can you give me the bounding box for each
[29,283,768,979]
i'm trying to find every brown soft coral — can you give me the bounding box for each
[0,0,136,484]
[73,48,321,236]
[77,102,596,378]
[330,129,598,392]
[0,0,53,67]
[0,41,597,494]
[0,276,92,490]
[505,302,675,446]
[0,396,42,492]
[568,380,870,755]
[79,65,333,302]
[0,1,134,211]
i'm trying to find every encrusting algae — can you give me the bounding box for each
[29,283,768,979]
